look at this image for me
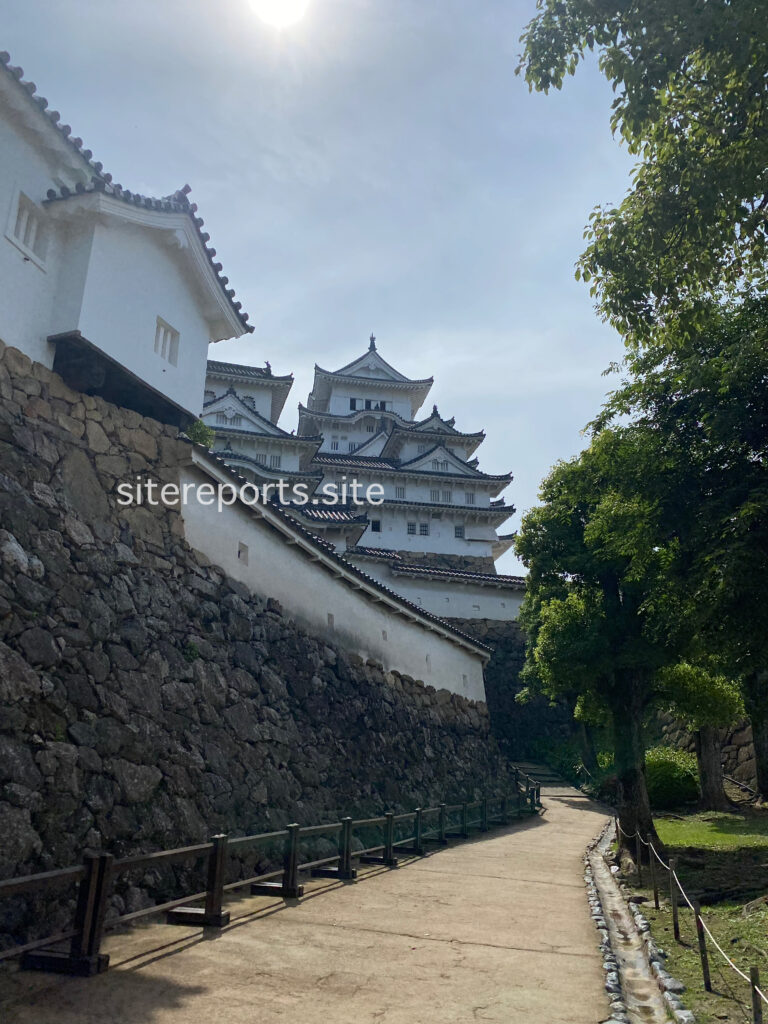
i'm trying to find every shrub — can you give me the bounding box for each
[185,419,214,448]
[645,746,699,809]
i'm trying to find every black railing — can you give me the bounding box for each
[0,771,542,977]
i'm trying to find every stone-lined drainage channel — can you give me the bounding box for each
[587,826,672,1024]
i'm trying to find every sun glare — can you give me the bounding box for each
[251,0,311,28]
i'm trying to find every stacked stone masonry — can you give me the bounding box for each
[444,617,574,758]
[658,712,757,789]
[0,341,515,942]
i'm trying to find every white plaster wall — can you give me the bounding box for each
[179,464,487,701]
[73,221,210,415]
[209,433,303,473]
[357,563,524,620]
[321,468,495,508]
[363,511,497,559]
[328,387,412,420]
[0,111,73,365]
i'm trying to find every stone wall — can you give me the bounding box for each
[444,617,574,758]
[658,713,757,789]
[0,341,515,938]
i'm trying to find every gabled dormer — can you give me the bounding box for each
[333,335,412,382]
[350,430,389,457]
[307,336,434,421]
[202,390,287,437]
[400,444,488,478]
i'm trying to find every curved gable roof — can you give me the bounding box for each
[1,51,252,337]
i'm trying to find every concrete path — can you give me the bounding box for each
[0,785,610,1024]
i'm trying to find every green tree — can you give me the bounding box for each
[597,299,768,797]
[518,1,768,344]
[516,426,690,847]
[659,662,744,811]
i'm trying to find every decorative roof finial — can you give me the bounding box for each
[265,360,272,376]
[369,333,376,351]
[432,403,439,416]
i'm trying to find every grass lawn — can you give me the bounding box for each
[641,900,768,1024]
[629,808,768,1024]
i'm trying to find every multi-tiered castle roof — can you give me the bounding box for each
[202,337,523,620]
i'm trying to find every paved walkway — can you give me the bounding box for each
[1,784,610,1024]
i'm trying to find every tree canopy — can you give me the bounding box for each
[518,0,768,345]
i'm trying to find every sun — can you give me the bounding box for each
[251,0,311,28]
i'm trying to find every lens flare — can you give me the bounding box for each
[251,0,311,28]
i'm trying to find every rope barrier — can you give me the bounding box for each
[614,817,768,1013]
[649,841,669,870]
[698,916,752,985]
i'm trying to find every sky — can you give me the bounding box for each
[3,0,634,572]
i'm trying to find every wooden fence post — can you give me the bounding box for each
[751,966,763,1024]
[438,803,447,844]
[283,823,304,896]
[692,900,712,992]
[337,817,357,879]
[168,834,230,927]
[22,852,112,975]
[384,812,398,867]
[669,857,680,941]
[648,842,659,910]
[635,833,643,885]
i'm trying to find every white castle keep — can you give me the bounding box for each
[202,337,525,622]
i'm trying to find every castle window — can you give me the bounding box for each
[216,413,227,424]
[367,423,375,433]
[395,486,405,499]
[407,522,416,535]
[269,454,281,468]
[430,489,440,502]
[255,452,266,465]
[465,491,475,505]
[350,398,357,410]
[431,459,440,471]
[230,415,242,427]
[442,490,452,503]
[419,522,430,536]
[8,191,48,265]
[454,524,465,539]
[417,445,427,454]
[348,441,356,451]
[154,318,180,366]
[330,440,340,451]
[371,520,381,533]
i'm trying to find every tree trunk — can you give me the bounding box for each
[694,725,730,811]
[576,720,600,778]
[750,711,768,802]
[611,698,661,861]
[742,671,768,801]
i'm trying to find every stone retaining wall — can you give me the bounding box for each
[444,617,574,758]
[658,712,757,789]
[0,341,514,938]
